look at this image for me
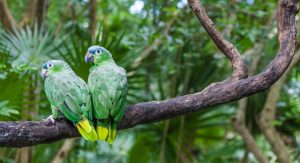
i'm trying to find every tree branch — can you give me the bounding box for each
[188,0,247,80]
[0,0,298,148]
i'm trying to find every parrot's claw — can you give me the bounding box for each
[44,115,55,123]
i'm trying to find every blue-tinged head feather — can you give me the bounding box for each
[87,45,109,55]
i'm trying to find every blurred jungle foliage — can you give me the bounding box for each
[0,0,300,162]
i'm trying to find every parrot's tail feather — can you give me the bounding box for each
[77,124,92,140]
[96,125,109,141]
[96,120,110,141]
[76,119,97,141]
[107,122,118,144]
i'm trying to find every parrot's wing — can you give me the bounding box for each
[45,74,91,122]
[45,73,96,141]
[64,76,96,141]
[74,77,93,120]
[111,67,128,122]
[106,66,127,143]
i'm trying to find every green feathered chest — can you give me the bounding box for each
[88,63,127,95]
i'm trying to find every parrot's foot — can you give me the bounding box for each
[44,115,55,123]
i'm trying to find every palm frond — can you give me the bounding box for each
[0,101,19,119]
[0,24,60,72]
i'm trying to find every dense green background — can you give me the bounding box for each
[1,0,300,162]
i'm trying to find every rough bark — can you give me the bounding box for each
[0,0,298,148]
[256,49,300,163]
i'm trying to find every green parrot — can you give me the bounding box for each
[85,46,127,144]
[41,60,97,141]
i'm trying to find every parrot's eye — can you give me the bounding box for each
[48,63,53,68]
[96,50,101,54]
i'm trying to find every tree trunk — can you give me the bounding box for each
[19,0,38,27]
[51,139,76,163]
[0,0,17,31]
[36,0,50,29]
[15,147,32,163]
[89,0,97,40]
[232,98,268,163]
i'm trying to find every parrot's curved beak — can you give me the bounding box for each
[41,69,48,80]
[85,52,94,63]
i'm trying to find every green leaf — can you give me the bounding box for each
[0,101,19,117]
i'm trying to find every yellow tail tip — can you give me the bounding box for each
[107,138,114,144]
[76,119,97,141]
[96,126,109,141]
[107,128,117,144]
[78,119,92,132]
